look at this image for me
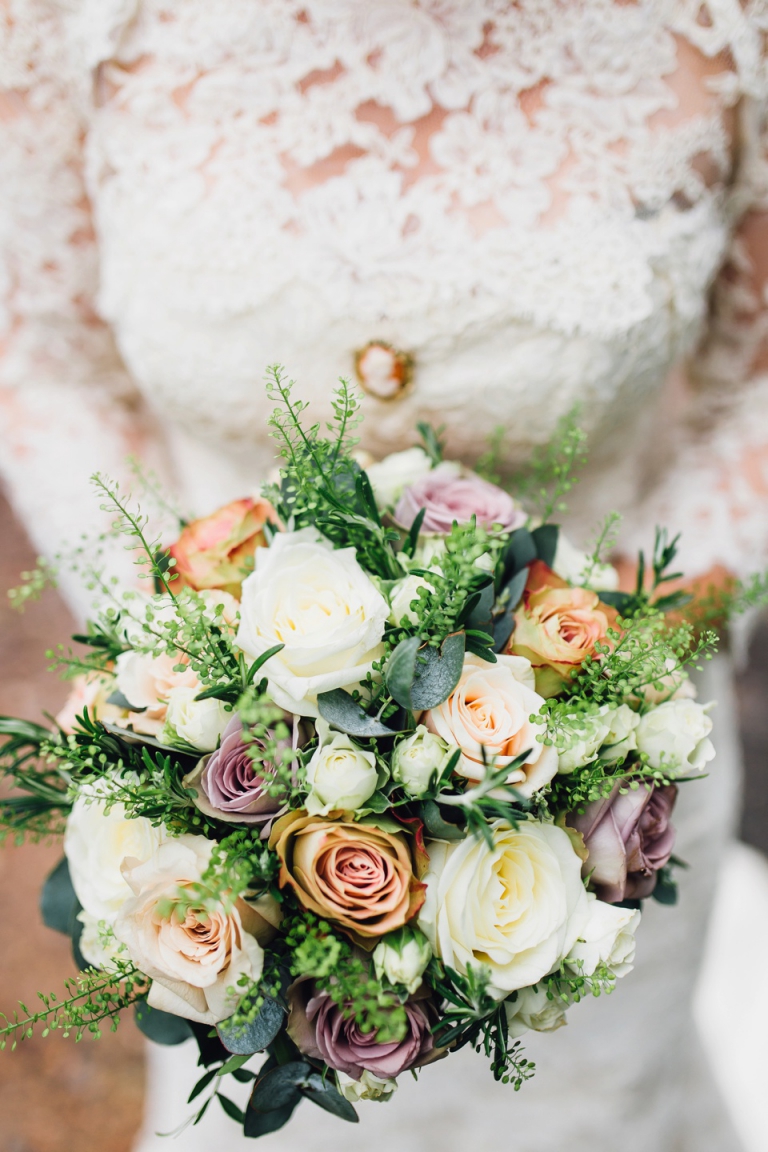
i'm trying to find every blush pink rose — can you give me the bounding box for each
[287,981,434,1080]
[395,465,526,535]
[169,497,278,596]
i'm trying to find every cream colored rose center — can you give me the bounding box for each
[272,581,364,640]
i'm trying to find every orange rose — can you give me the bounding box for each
[169,497,278,596]
[509,560,619,698]
[269,811,425,948]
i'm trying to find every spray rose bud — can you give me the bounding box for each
[636,699,715,774]
[373,927,432,994]
[163,686,230,752]
[338,1070,398,1103]
[304,720,379,816]
[391,726,451,798]
[505,985,569,1039]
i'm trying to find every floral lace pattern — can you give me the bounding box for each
[1,0,768,585]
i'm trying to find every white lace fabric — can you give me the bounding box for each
[2,0,768,591]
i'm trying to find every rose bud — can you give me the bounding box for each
[567,781,678,903]
[509,560,620,698]
[182,714,297,834]
[169,497,278,596]
[287,980,435,1080]
[394,463,526,535]
[337,1070,398,1103]
[373,926,431,994]
[391,726,452,799]
[304,720,379,816]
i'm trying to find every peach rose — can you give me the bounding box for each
[425,654,558,797]
[169,497,278,596]
[269,812,425,948]
[509,561,619,698]
[55,673,125,734]
[114,650,200,736]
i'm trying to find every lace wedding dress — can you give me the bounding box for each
[2,3,768,1149]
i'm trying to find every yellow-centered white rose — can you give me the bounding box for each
[419,819,589,994]
[113,835,266,1025]
[236,529,389,716]
[426,654,558,797]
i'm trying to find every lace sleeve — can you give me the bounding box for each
[0,0,164,618]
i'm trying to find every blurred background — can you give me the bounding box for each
[0,485,766,1152]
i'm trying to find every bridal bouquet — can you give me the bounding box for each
[0,371,726,1136]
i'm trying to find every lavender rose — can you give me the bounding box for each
[182,715,296,834]
[287,981,434,1080]
[394,464,526,535]
[568,782,678,903]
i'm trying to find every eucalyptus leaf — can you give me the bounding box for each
[491,609,515,653]
[40,856,78,935]
[503,566,529,612]
[249,1062,310,1112]
[244,1100,298,1138]
[503,528,537,578]
[217,997,285,1054]
[385,636,420,710]
[597,591,634,613]
[135,1002,194,1047]
[106,689,145,712]
[302,1073,359,1122]
[100,720,198,757]
[531,523,559,567]
[409,632,465,711]
[418,799,466,841]
[465,581,495,630]
[317,689,404,738]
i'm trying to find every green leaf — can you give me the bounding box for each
[187,1067,218,1103]
[135,1001,194,1046]
[106,689,145,711]
[302,1073,359,1122]
[409,632,465,711]
[465,581,495,631]
[597,591,634,613]
[40,857,78,936]
[0,716,52,743]
[418,799,466,841]
[402,506,426,558]
[385,636,420,710]
[503,528,537,578]
[217,997,285,1055]
[532,524,559,568]
[246,644,286,685]
[503,566,529,612]
[317,689,405,738]
[217,1093,246,1125]
[249,1062,309,1112]
[244,1099,299,1138]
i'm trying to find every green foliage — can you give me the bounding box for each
[7,557,58,611]
[511,407,587,523]
[430,963,535,1087]
[0,717,69,843]
[0,962,146,1048]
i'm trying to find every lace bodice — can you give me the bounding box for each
[2,1,768,607]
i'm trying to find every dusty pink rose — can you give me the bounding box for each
[287,981,434,1080]
[568,782,678,903]
[169,497,278,596]
[395,464,525,535]
[182,715,298,834]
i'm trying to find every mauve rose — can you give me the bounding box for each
[395,464,526,535]
[568,781,678,903]
[287,980,434,1080]
[182,715,296,834]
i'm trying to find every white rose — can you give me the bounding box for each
[634,658,697,704]
[600,703,640,764]
[373,927,431,994]
[504,985,569,1039]
[164,686,230,752]
[77,911,126,970]
[304,720,379,816]
[338,1070,398,1103]
[566,896,640,978]
[552,534,619,592]
[236,529,389,716]
[389,574,431,626]
[557,704,639,773]
[116,650,199,711]
[365,447,433,510]
[419,819,589,994]
[636,699,715,774]
[391,725,451,798]
[114,835,265,1025]
[426,654,558,797]
[64,791,168,924]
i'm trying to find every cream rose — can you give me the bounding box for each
[236,529,389,716]
[391,726,452,798]
[566,896,640,978]
[373,926,431,994]
[163,685,230,752]
[557,703,640,773]
[115,650,200,735]
[304,720,379,816]
[636,699,715,774]
[64,790,169,925]
[366,447,433,510]
[389,574,431,626]
[114,835,266,1025]
[425,654,558,797]
[338,1070,398,1103]
[419,819,589,994]
[504,984,569,1039]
